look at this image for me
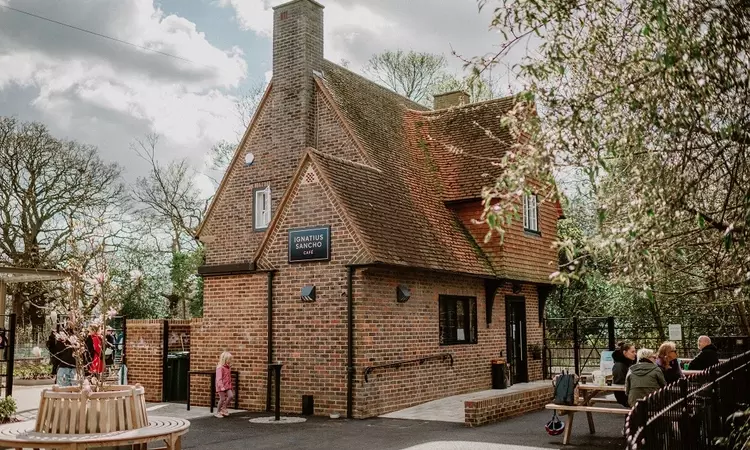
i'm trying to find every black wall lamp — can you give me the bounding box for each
[512,282,522,294]
[301,285,316,302]
[396,285,411,303]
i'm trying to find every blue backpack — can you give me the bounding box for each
[552,371,578,405]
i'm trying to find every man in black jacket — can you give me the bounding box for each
[688,336,720,370]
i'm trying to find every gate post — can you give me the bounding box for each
[607,316,616,351]
[5,314,15,397]
[162,320,169,403]
[573,316,580,375]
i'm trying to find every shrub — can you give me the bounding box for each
[0,396,16,423]
[13,361,53,380]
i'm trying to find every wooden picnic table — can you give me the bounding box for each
[547,383,630,445]
[0,416,189,449]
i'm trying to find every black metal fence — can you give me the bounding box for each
[625,350,750,449]
[544,316,749,378]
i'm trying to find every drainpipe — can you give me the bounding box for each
[266,270,275,411]
[346,265,355,419]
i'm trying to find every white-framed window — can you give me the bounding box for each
[253,186,271,230]
[523,193,539,233]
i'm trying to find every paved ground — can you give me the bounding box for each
[381,381,550,423]
[179,406,626,450]
[11,386,626,449]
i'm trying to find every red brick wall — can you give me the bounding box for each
[353,267,505,418]
[189,275,268,410]
[256,161,363,416]
[464,385,553,427]
[126,320,164,402]
[453,198,558,284]
[168,320,191,353]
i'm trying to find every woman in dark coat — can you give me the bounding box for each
[612,341,637,407]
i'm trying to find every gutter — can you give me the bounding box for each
[346,265,355,419]
[266,270,275,411]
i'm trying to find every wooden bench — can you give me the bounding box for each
[546,403,631,445]
[0,415,189,449]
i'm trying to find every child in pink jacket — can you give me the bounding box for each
[215,352,233,418]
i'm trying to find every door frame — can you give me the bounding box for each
[505,295,528,383]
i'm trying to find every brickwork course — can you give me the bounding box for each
[185,0,563,420]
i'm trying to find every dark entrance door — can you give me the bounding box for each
[506,296,528,384]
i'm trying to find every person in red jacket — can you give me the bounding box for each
[85,324,104,378]
[215,352,233,418]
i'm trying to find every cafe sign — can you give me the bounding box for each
[288,226,330,263]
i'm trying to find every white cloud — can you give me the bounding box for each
[0,0,247,174]
[218,0,518,79]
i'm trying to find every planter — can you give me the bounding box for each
[35,384,148,434]
[13,378,55,386]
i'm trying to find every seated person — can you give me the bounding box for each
[626,348,666,406]
[688,336,719,370]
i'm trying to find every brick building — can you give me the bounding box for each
[191,0,562,419]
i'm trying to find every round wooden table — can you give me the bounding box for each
[0,415,189,449]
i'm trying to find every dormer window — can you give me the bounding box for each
[254,186,271,230]
[523,193,539,233]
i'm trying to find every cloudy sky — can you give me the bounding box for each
[0,0,525,193]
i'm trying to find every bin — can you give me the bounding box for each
[166,351,190,402]
[491,359,507,389]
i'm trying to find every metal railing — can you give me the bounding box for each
[363,353,453,382]
[544,315,749,378]
[625,350,750,449]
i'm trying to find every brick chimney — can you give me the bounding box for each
[433,90,470,110]
[271,0,324,165]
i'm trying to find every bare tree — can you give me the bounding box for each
[365,50,448,106]
[0,117,125,324]
[132,135,207,318]
[210,83,266,172]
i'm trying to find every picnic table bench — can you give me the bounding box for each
[0,415,189,449]
[546,384,631,445]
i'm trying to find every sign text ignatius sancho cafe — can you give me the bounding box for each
[288,226,331,263]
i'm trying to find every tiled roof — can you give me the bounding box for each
[418,98,518,202]
[309,149,494,276]
[314,61,498,276]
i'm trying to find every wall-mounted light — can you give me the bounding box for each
[512,282,522,294]
[396,285,411,303]
[245,152,255,166]
[301,285,316,302]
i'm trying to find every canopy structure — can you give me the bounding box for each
[0,266,72,316]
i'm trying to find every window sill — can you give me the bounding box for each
[253,226,269,232]
[523,229,542,238]
[439,341,478,346]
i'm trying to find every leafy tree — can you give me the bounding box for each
[478,0,750,333]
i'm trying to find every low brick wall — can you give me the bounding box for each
[464,385,554,427]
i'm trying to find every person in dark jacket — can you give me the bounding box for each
[626,348,667,406]
[656,341,683,384]
[46,327,59,379]
[612,341,637,406]
[51,328,77,387]
[688,336,720,371]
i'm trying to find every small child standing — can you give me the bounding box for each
[215,351,233,418]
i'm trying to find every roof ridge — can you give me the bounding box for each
[415,93,522,116]
[320,60,429,111]
[307,147,382,174]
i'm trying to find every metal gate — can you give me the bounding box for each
[0,314,17,397]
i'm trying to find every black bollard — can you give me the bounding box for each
[269,363,283,421]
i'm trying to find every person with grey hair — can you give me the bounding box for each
[688,336,720,371]
[626,348,667,406]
